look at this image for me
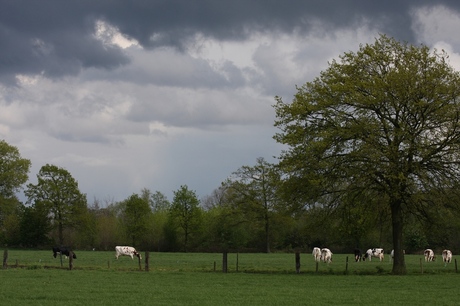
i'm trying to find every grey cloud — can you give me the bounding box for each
[84,48,247,89]
[2,0,460,85]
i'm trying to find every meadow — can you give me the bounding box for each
[0,250,459,305]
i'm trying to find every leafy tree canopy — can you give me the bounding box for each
[273,34,460,274]
[25,164,87,245]
[0,140,31,198]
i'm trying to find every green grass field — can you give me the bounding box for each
[0,250,459,305]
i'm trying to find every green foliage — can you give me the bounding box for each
[147,190,170,251]
[90,203,122,251]
[224,157,282,253]
[274,34,460,274]
[0,140,31,198]
[169,185,203,252]
[25,164,87,245]
[122,194,152,248]
[0,140,31,245]
[150,190,171,212]
[19,205,51,247]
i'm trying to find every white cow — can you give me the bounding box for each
[424,249,435,262]
[442,249,452,264]
[312,247,322,262]
[115,246,142,260]
[363,248,384,261]
[321,248,333,263]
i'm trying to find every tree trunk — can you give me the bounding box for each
[265,214,270,253]
[58,221,64,245]
[184,226,188,253]
[391,199,406,275]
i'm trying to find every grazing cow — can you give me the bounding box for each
[312,247,322,262]
[363,248,384,261]
[424,249,435,262]
[321,248,333,263]
[354,249,362,262]
[52,246,76,259]
[115,246,142,260]
[442,250,452,264]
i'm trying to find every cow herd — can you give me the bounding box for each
[312,247,454,265]
[51,245,454,267]
[424,248,453,265]
[51,245,141,261]
[312,247,333,263]
[353,248,385,262]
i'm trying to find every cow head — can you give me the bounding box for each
[134,251,142,260]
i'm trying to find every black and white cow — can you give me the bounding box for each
[52,246,76,259]
[354,249,362,262]
[115,246,142,260]
[363,248,384,261]
[312,247,322,262]
[424,249,435,262]
[442,249,452,264]
[321,248,333,263]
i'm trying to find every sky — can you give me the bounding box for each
[2,1,460,205]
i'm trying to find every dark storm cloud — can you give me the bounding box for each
[1,0,460,84]
[101,0,460,47]
[0,0,129,84]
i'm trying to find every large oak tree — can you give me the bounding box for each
[25,164,87,245]
[273,35,460,274]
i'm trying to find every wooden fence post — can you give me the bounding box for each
[69,252,74,270]
[145,251,150,272]
[455,259,458,273]
[236,253,239,272]
[295,251,301,273]
[138,255,142,271]
[213,261,216,272]
[420,258,423,274]
[3,249,7,269]
[222,252,228,273]
[345,256,349,273]
[315,261,319,273]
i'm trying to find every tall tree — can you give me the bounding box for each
[225,157,281,253]
[169,185,202,252]
[25,164,87,245]
[150,191,170,251]
[273,35,460,274]
[122,193,152,248]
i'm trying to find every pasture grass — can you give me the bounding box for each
[1,250,459,305]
